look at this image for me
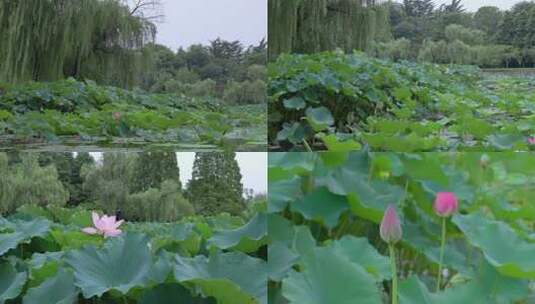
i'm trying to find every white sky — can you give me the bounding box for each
[88,152,267,195]
[155,0,267,50]
[394,0,519,12]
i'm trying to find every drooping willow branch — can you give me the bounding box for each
[0,0,156,88]
[267,0,391,60]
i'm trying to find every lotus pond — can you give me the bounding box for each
[0,79,266,151]
[268,152,535,303]
[0,205,267,303]
[269,52,535,152]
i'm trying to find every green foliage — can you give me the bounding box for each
[0,208,266,303]
[145,39,267,103]
[268,0,390,60]
[0,153,68,215]
[268,152,535,303]
[0,78,266,148]
[125,180,194,222]
[38,152,94,206]
[131,151,180,192]
[186,152,246,216]
[224,80,267,105]
[0,0,155,88]
[82,153,135,215]
[269,52,535,151]
[381,1,535,68]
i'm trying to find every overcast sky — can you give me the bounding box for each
[394,0,519,12]
[155,0,267,51]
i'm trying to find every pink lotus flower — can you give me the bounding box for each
[380,204,402,244]
[528,137,535,145]
[82,211,123,238]
[434,192,458,217]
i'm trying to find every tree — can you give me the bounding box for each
[131,152,180,192]
[403,0,435,18]
[38,152,94,206]
[498,2,535,48]
[82,153,136,215]
[183,45,211,71]
[186,152,245,215]
[444,24,486,46]
[439,0,465,13]
[473,6,503,41]
[0,153,68,215]
[268,0,390,60]
[125,180,194,222]
[0,0,156,87]
[122,0,163,21]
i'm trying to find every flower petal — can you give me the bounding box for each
[113,220,124,229]
[103,229,122,238]
[380,204,402,244]
[91,211,101,228]
[82,227,98,235]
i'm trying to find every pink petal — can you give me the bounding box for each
[380,204,402,244]
[434,192,458,217]
[113,220,124,229]
[82,227,98,235]
[103,229,122,238]
[91,212,101,228]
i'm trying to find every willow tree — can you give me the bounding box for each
[268,0,391,60]
[0,0,156,88]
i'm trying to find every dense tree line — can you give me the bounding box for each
[269,0,535,68]
[143,38,267,104]
[0,152,250,221]
[0,0,267,104]
[368,0,535,68]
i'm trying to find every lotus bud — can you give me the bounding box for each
[528,137,535,145]
[380,204,402,244]
[434,192,458,217]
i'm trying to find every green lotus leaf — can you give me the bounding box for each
[65,233,168,298]
[403,221,470,275]
[319,134,362,152]
[317,157,405,222]
[23,268,78,304]
[291,187,348,229]
[50,229,103,250]
[267,214,295,246]
[305,106,334,131]
[327,236,390,281]
[173,251,267,304]
[282,246,381,304]
[29,252,63,269]
[0,217,50,256]
[208,213,267,253]
[268,152,317,176]
[268,242,299,281]
[283,97,306,110]
[453,213,535,279]
[0,262,27,303]
[268,177,302,213]
[139,283,216,304]
[399,260,529,304]
[130,222,201,255]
